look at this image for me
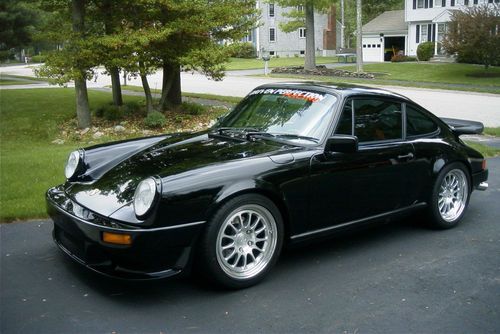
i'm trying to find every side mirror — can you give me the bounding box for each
[325,135,358,154]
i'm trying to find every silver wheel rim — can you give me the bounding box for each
[216,204,278,280]
[438,169,468,222]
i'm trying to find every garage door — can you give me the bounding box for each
[362,37,383,62]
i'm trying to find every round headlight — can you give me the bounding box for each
[65,150,81,179]
[133,178,158,217]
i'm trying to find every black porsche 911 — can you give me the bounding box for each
[47,83,489,288]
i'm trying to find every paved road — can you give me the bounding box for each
[1,64,499,126]
[1,159,499,334]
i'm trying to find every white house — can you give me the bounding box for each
[245,2,342,58]
[362,0,499,62]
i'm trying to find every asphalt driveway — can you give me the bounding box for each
[1,159,499,334]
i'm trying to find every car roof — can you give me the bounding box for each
[255,82,411,102]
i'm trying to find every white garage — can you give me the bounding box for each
[362,37,383,62]
[361,10,408,63]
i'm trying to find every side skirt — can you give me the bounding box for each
[290,202,427,242]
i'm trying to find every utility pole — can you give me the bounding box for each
[356,0,363,73]
[340,0,345,50]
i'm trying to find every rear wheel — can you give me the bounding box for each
[198,194,283,289]
[427,162,470,229]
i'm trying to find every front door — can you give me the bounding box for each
[308,97,417,231]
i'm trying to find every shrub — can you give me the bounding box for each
[181,101,205,115]
[31,55,46,63]
[122,101,145,117]
[417,42,434,61]
[144,111,166,129]
[391,54,418,62]
[93,104,123,121]
[228,42,256,58]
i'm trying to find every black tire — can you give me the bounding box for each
[197,194,284,289]
[427,162,471,229]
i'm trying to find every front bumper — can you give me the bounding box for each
[46,187,205,280]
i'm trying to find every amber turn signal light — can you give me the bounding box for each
[102,232,132,245]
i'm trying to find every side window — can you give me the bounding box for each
[335,100,353,135]
[406,105,439,137]
[353,99,402,142]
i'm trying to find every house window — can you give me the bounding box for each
[417,0,425,7]
[297,5,304,12]
[269,3,275,17]
[269,28,276,42]
[246,31,253,42]
[464,0,469,5]
[269,51,275,56]
[300,50,305,55]
[299,28,306,38]
[473,0,478,4]
[435,0,443,6]
[420,24,428,42]
[451,0,455,6]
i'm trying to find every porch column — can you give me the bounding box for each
[434,23,438,56]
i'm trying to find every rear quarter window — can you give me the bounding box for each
[406,105,439,137]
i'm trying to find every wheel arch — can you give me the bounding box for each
[206,183,292,241]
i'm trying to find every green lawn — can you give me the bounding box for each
[269,63,500,93]
[484,127,500,137]
[225,56,340,70]
[118,85,242,104]
[0,88,145,222]
[0,74,45,85]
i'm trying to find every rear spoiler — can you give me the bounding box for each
[441,117,484,135]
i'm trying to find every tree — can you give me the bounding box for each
[274,0,334,70]
[0,0,37,61]
[355,0,362,73]
[343,0,402,48]
[36,0,94,129]
[443,4,500,69]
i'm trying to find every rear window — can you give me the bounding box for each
[406,105,439,137]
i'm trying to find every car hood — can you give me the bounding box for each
[68,132,290,217]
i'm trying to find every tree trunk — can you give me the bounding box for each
[304,2,316,71]
[139,62,154,114]
[159,61,175,111]
[72,0,91,128]
[356,0,364,73]
[75,75,91,128]
[109,66,123,106]
[167,65,182,106]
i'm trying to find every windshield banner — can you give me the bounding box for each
[248,88,326,103]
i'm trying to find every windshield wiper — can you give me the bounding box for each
[246,132,319,143]
[216,127,261,135]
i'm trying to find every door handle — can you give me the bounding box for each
[397,152,414,160]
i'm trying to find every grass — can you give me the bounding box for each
[464,142,500,158]
[0,88,233,222]
[120,85,242,104]
[0,89,144,222]
[484,127,500,137]
[225,56,340,70]
[268,62,500,94]
[0,74,45,85]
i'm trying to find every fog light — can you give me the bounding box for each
[102,232,132,245]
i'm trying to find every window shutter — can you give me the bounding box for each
[431,24,436,42]
[464,0,469,5]
[451,0,455,6]
[428,24,432,41]
[416,25,420,43]
[413,0,417,9]
[425,0,429,8]
[442,0,446,6]
[430,0,433,8]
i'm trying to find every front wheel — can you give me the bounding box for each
[427,162,470,229]
[198,194,284,289]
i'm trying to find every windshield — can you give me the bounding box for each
[217,88,338,142]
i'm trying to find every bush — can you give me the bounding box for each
[93,104,123,121]
[228,42,256,58]
[417,42,434,61]
[144,111,166,129]
[391,55,418,62]
[122,101,145,117]
[31,55,46,63]
[181,101,205,115]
